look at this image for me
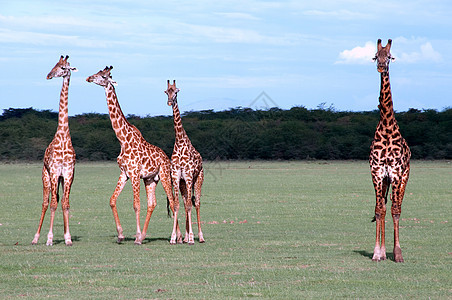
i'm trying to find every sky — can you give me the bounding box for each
[0,0,451,117]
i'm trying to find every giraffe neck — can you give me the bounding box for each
[104,84,132,144]
[57,75,70,133]
[378,72,396,127]
[172,100,187,142]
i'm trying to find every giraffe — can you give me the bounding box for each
[369,39,411,262]
[165,80,205,245]
[86,66,181,245]
[32,55,77,246]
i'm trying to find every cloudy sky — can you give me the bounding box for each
[1,0,450,116]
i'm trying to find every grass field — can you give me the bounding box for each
[0,160,451,299]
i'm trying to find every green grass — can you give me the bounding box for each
[0,161,451,299]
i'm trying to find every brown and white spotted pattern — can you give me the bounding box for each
[369,39,411,262]
[32,55,77,246]
[86,66,180,245]
[165,80,205,245]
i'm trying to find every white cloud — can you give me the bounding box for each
[335,41,375,64]
[398,42,442,63]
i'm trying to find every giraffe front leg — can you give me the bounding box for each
[131,176,143,245]
[169,178,182,245]
[33,166,51,245]
[46,176,59,246]
[140,179,157,244]
[180,180,194,245]
[185,181,195,245]
[194,170,205,243]
[372,200,387,261]
[392,172,408,263]
[62,175,74,246]
[371,172,388,261]
[110,173,127,243]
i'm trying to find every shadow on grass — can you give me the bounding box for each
[110,236,171,245]
[52,235,81,245]
[354,250,396,262]
[111,236,205,245]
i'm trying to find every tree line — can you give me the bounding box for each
[1,106,451,161]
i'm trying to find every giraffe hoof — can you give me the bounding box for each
[117,237,124,244]
[32,234,40,245]
[198,232,205,243]
[394,247,404,262]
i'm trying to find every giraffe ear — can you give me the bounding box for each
[108,78,118,86]
[176,88,180,93]
[70,67,78,72]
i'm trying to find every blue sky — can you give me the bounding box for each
[1,0,451,116]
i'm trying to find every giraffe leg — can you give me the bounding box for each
[179,180,189,244]
[182,179,195,245]
[392,168,409,263]
[372,174,388,261]
[110,172,128,243]
[194,169,205,243]
[61,173,74,246]
[140,178,157,244]
[32,166,51,245]
[46,175,60,246]
[165,170,181,245]
[130,175,143,245]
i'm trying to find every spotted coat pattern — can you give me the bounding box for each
[87,66,179,244]
[165,80,205,245]
[369,39,411,262]
[32,55,77,246]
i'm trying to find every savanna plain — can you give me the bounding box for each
[0,160,451,299]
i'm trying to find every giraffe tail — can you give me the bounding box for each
[56,177,63,203]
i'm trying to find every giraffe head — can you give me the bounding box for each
[164,80,180,106]
[373,39,394,73]
[47,55,78,80]
[86,66,117,87]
